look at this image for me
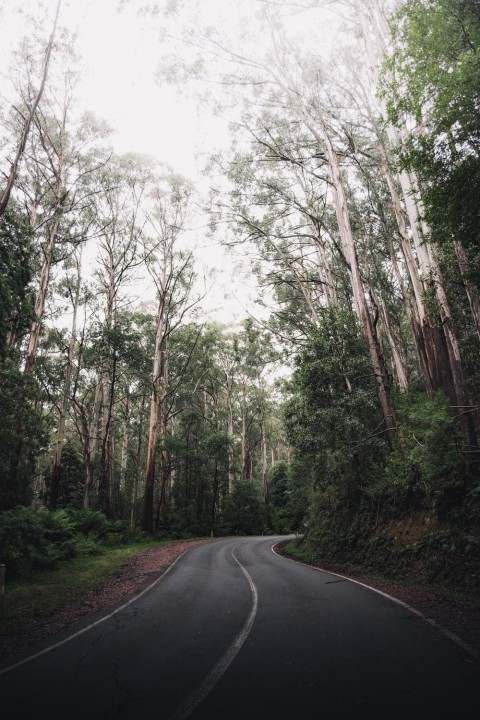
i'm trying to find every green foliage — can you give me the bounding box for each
[282,306,479,590]
[284,306,387,500]
[296,387,471,559]
[395,392,462,502]
[0,507,140,577]
[0,354,50,511]
[205,431,231,465]
[366,391,464,512]
[288,520,480,593]
[268,461,291,533]
[64,508,111,538]
[269,460,311,533]
[0,207,48,511]
[0,207,35,354]
[0,507,76,576]
[222,480,265,535]
[383,0,480,257]
[407,530,480,589]
[43,440,85,509]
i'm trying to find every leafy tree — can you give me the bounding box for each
[0,207,35,354]
[43,439,85,510]
[384,0,480,259]
[222,479,265,536]
[0,207,47,511]
[284,306,387,503]
[0,357,49,511]
[269,459,312,533]
[383,0,480,462]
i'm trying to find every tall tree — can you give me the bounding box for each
[92,153,152,516]
[378,0,479,459]
[0,0,62,217]
[142,174,197,532]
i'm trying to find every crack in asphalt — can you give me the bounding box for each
[70,608,137,678]
[108,659,143,720]
[71,630,107,677]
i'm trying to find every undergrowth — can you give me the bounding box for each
[0,506,146,578]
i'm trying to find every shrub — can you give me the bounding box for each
[0,507,142,578]
[0,507,76,575]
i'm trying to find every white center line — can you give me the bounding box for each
[167,543,258,720]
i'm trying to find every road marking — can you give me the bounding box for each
[167,543,258,720]
[0,545,195,677]
[271,542,480,662]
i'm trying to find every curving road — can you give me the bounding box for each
[0,536,478,719]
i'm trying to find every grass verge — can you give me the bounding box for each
[0,540,163,636]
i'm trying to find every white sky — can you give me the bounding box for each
[0,0,340,326]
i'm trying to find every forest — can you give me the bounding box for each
[0,0,479,592]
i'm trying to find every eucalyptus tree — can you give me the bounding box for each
[381,0,480,327]
[296,1,453,399]
[0,0,62,217]
[5,63,111,503]
[215,330,241,491]
[48,246,84,509]
[141,173,199,532]
[90,153,153,516]
[165,324,234,530]
[20,84,112,376]
[365,0,480,458]
[228,319,280,490]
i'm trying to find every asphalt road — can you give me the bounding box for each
[0,536,478,720]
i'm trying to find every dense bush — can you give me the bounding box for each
[0,507,139,577]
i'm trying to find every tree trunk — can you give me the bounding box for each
[24,87,68,375]
[309,118,397,441]
[99,351,117,517]
[84,377,102,509]
[376,292,409,392]
[0,0,62,217]
[119,387,130,496]
[454,241,480,341]
[360,2,455,397]
[131,392,146,530]
[156,411,169,528]
[261,419,269,505]
[373,0,478,458]
[226,373,235,493]
[24,220,59,374]
[143,295,166,533]
[50,253,82,509]
[241,398,249,480]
